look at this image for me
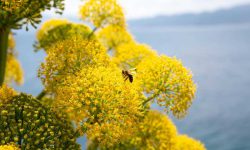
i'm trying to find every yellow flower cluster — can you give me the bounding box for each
[38,36,145,148]
[175,135,206,150]
[0,144,19,150]
[97,25,133,50]
[79,0,125,28]
[8,33,15,49]
[127,111,178,150]
[54,66,143,147]
[39,35,146,146]
[5,33,23,85]
[113,42,157,68]
[5,55,23,85]
[137,55,196,118]
[0,92,80,149]
[36,19,92,51]
[38,37,110,92]
[0,84,16,105]
[36,0,203,148]
[92,110,206,150]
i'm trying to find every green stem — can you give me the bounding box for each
[36,90,46,100]
[73,129,81,138]
[0,28,10,86]
[142,96,154,106]
[88,27,97,39]
[142,91,161,106]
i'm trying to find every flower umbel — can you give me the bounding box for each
[0,93,80,149]
[39,37,110,92]
[5,33,23,85]
[137,55,196,118]
[79,0,125,28]
[54,66,143,147]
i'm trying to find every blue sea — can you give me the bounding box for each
[13,23,250,150]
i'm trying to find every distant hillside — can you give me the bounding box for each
[129,4,250,27]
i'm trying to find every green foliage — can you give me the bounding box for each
[0,0,65,30]
[0,93,80,149]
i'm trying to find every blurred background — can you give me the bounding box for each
[12,0,250,149]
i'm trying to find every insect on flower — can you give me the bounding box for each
[122,68,136,83]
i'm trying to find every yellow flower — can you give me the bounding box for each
[4,33,24,85]
[0,84,16,105]
[113,42,157,68]
[97,25,134,50]
[130,111,178,150]
[0,144,20,150]
[5,55,24,85]
[79,0,125,28]
[137,55,196,118]
[175,135,206,150]
[8,33,15,50]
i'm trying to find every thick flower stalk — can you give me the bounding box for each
[97,25,133,50]
[0,29,10,86]
[137,55,196,118]
[79,0,125,29]
[0,86,80,149]
[35,19,92,51]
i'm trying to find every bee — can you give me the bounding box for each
[122,68,136,83]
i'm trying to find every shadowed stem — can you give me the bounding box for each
[37,90,46,100]
[0,28,10,86]
[142,91,161,106]
[88,27,97,39]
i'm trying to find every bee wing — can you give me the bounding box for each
[124,76,129,81]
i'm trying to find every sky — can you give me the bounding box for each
[44,0,250,19]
